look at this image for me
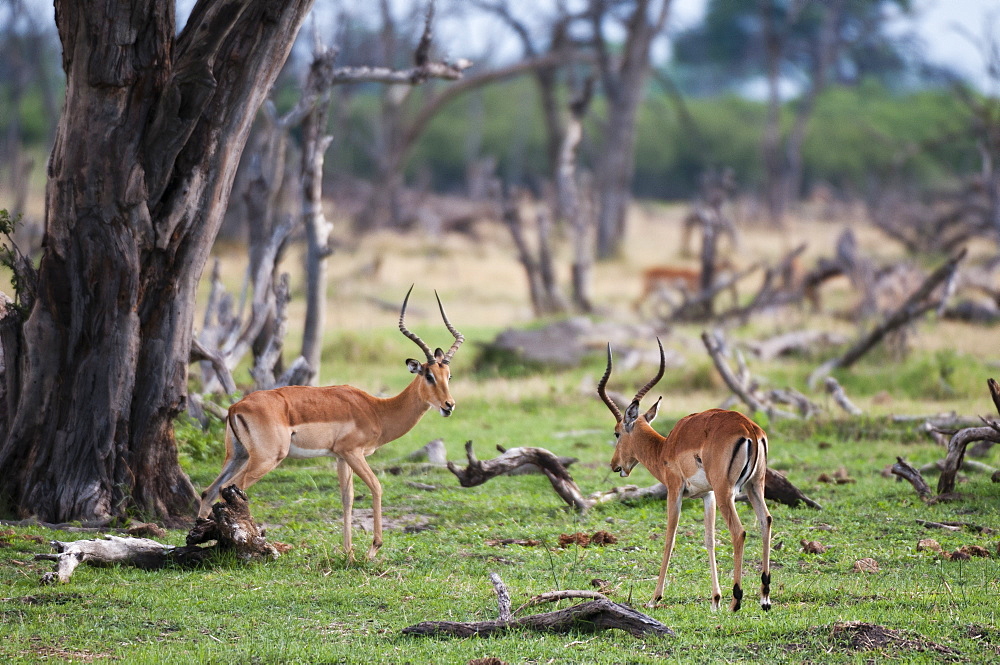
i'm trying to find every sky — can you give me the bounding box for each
[13,0,1000,92]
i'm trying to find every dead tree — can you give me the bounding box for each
[808,249,966,388]
[936,378,1000,495]
[501,189,569,316]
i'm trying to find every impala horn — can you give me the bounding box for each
[435,290,464,365]
[633,337,666,404]
[597,343,623,422]
[399,285,434,362]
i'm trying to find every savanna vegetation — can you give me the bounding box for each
[2,212,999,663]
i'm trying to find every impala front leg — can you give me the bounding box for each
[342,452,384,561]
[650,488,684,608]
[337,457,355,561]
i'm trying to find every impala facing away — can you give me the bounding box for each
[598,339,772,611]
[199,287,464,561]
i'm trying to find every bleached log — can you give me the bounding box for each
[36,536,175,584]
[824,377,864,416]
[402,574,673,639]
[746,330,848,362]
[701,330,798,420]
[35,485,279,584]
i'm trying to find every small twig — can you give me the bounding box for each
[490,572,512,621]
[514,590,609,615]
[916,519,962,531]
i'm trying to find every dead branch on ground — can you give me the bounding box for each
[701,330,799,420]
[824,377,864,416]
[808,249,966,388]
[447,441,591,511]
[890,457,932,499]
[937,378,1000,494]
[402,574,674,639]
[35,485,280,584]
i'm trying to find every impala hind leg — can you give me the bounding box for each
[716,491,747,611]
[649,489,684,608]
[745,478,773,610]
[703,492,723,611]
[336,457,356,560]
[199,421,249,517]
[341,452,384,561]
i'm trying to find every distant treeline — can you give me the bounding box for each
[5,77,975,201]
[329,77,974,201]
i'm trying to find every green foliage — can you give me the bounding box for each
[175,414,226,467]
[3,322,999,662]
[330,80,979,198]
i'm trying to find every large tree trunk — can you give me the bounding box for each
[0,0,314,525]
[591,0,671,259]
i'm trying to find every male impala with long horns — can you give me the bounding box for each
[199,286,464,560]
[598,339,772,611]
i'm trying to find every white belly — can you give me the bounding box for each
[287,443,336,459]
[683,468,712,498]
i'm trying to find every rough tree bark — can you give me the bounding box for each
[592,0,672,258]
[0,0,315,525]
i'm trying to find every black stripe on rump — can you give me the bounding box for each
[729,437,753,491]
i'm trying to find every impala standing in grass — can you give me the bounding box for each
[199,287,464,560]
[598,339,772,611]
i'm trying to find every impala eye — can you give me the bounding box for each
[614,432,621,440]
[426,374,436,385]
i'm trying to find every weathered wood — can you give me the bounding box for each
[747,330,848,362]
[938,427,1000,494]
[824,377,864,416]
[490,573,513,622]
[937,378,1000,494]
[515,590,609,614]
[34,485,279,584]
[447,441,591,511]
[890,457,931,499]
[761,469,823,510]
[808,249,967,388]
[403,575,673,639]
[702,331,798,420]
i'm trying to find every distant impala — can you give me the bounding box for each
[199,287,464,560]
[599,339,772,611]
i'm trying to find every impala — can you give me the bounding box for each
[633,260,738,313]
[198,286,464,561]
[598,339,772,611]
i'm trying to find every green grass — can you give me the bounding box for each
[2,343,1000,663]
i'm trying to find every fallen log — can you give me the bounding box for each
[447,441,592,511]
[824,377,863,416]
[402,574,674,639]
[451,441,821,510]
[808,249,966,388]
[35,485,280,584]
[890,457,931,499]
[937,379,1000,494]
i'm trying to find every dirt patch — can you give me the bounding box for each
[828,622,958,657]
[558,531,618,547]
[349,509,432,533]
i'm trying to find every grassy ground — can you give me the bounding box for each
[2,207,1000,663]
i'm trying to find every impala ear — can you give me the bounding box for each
[406,359,423,374]
[623,400,641,433]
[434,348,445,362]
[644,397,661,424]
